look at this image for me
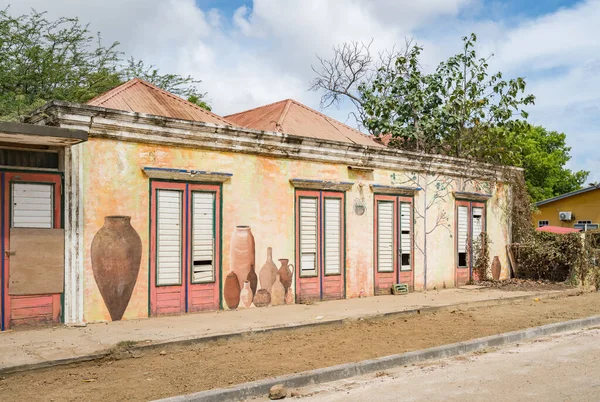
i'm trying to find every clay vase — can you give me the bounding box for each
[91,216,142,321]
[285,289,294,305]
[253,289,271,307]
[239,281,253,308]
[247,264,258,297]
[230,226,255,289]
[278,259,294,295]
[270,274,286,306]
[224,272,241,309]
[491,256,501,281]
[259,247,278,290]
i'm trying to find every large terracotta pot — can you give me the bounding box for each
[91,216,142,321]
[254,289,271,307]
[247,264,258,297]
[230,226,255,290]
[239,281,253,309]
[224,272,241,309]
[492,256,502,281]
[278,259,294,295]
[259,247,278,290]
[270,274,285,306]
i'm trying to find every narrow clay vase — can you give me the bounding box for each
[230,226,255,290]
[91,216,142,321]
[491,256,501,281]
[270,274,286,306]
[239,281,253,308]
[278,259,294,294]
[224,272,241,309]
[259,247,278,290]
[253,289,271,307]
[247,264,258,297]
[285,289,294,305]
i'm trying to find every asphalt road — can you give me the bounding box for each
[290,328,600,402]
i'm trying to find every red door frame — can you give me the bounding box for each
[373,194,414,294]
[455,200,486,286]
[295,190,345,303]
[149,181,221,316]
[2,171,62,330]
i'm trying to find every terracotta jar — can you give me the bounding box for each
[239,281,253,308]
[224,272,241,309]
[230,226,255,289]
[259,247,278,290]
[278,259,294,294]
[91,216,142,321]
[270,274,285,306]
[253,289,271,307]
[491,256,502,281]
[246,264,258,297]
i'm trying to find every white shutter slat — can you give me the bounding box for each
[472,207,483,242]
[12,183,53,228]
[300,198,318,275]
[377,201,394,272]
[324,198,341,275]
[192,192,215,283]
[157,190,182,285]
[458,206,469,253]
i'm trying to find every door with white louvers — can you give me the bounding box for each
[296,191,345,302]
[377,201,394,273]
[457,205,469,268]
[299,197,318,276]
[151,183,221,316]
[156,189,182,286]
[399,202,411,271]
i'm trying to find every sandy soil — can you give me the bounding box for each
[2,292,600,401]
[475,278,572,291]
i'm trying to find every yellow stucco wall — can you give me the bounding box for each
[82,137,510,322]
[533,189,600,228]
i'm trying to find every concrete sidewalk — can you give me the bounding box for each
[0,287,575,373]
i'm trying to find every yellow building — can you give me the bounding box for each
[534,185,600,230]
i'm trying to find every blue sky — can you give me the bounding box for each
[2,0,598,182]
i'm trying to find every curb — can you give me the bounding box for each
[0,288,582,375]
[157,314,600,402]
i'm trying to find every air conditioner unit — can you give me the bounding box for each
[559,211,572,221]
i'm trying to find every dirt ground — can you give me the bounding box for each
[2,291,600,402]
[475,278,572,291]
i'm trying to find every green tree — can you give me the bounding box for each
[507,125,588,202]
[0,7,210,121]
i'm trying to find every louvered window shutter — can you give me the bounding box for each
[324,198,341,275]
[191,192,215,283]
[156,190,182,285]
[457,205,468,267]
[377,201,394,272]
[299,198,318,276]
[12,183,53,228]
[399,202,411,270]
[472,207,483,243]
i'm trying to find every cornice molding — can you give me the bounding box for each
[143,167,232,183]
[290,179,354,191]
[370,184,422,196]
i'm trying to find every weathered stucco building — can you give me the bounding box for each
[1,79,512,329]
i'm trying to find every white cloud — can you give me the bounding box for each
[1,0,598,181]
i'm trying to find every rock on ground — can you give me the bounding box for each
[269,384,287,400]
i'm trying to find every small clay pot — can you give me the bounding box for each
[253,289,271,307]
[224,272,241,309]
[278,259,294,294]
[239,281,253,308]
[270,274,285,306]
[285,289,294,305]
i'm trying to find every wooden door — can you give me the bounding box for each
[455,201,486,286]
[2,171,62,330]
[150,182,220,316]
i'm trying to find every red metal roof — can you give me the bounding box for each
[536,226,581,234]
[225,99,383,147]
[87,78,236,126]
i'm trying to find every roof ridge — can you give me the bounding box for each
[133,79,235,126]
[536,184,600,206]
[224,98,289,119]
[87,78,141,105]
[287,99,376,143]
